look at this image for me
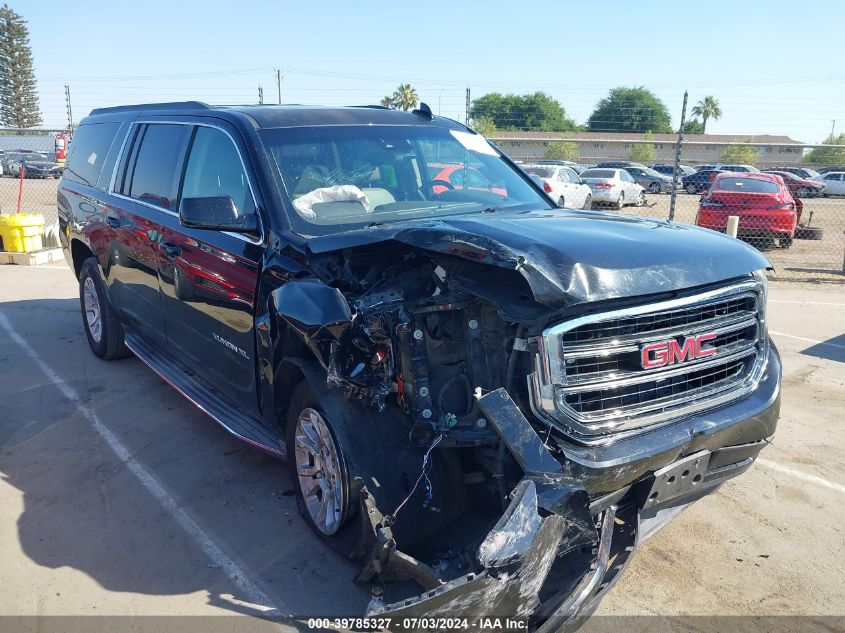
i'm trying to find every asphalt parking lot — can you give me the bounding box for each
[0,264,843,628]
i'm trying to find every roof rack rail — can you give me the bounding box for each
[350,104,391,110]
[89,101,211,116]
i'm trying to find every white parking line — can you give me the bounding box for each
[769,300,845,307]
[0,310,281,614]
[757,459,845,495]
[770,331,845,351]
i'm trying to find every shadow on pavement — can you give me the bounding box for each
[0,298,368,619]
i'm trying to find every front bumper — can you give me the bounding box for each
[362,345,781,630]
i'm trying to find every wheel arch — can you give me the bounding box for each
[70,238,96,278]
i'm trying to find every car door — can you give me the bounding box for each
[157,122,263,413]
[107,122,192,348]
[620,170,637,197]
[824,173,844,195]
[561,167,586,207]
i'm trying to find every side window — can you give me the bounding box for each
[126,124,191,210]
[558,169,570,183]
[566,168,581,184]
[182,126,255,216]
[63,122,122,188]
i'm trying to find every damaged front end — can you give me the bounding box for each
[266,221,776,631]
[351,389,636,632]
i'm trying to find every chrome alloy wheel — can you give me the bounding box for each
[83,277,102,343]
[294,407,346,535]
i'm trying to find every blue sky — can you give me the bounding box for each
[21,0,845,143]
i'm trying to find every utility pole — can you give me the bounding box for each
[258,85,264,105]
[275,69,282,105]
[465,86,470,126]
[831,120,837,138]
[669,90,688,222]
[64,84,74,138]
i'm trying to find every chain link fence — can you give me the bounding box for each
[493,135,845,282]
[1,126,843,281]
[0,130,65,250]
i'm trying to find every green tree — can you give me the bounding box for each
[0,4,41,127]
[379,96,395,108]
[804,133,845,165]
[545,141,579,162]
[471,115,497,136]
[470,92,576,132]
[587,87,671,133]
[683,119,704,134]
[721,140,759,165]
[388,83,419,111]
[690,96,722,134]
[628,131,655,163]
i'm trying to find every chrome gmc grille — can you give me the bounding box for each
[529,280,768,443]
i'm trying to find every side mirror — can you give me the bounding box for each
[179,196,258,233]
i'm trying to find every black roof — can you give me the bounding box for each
[88,101,466,130]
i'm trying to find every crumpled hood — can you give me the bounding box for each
[306,209,770,308]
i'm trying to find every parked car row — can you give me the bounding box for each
[0,150,62,178]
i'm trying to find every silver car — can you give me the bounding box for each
[579,168,646,208]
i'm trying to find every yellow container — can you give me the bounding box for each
[0,213,45,253]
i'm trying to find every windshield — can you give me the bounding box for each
[803,168,820,178]
[21,153,43,161]
[580,169,616,179]
[715,177,780,193]
[523,165,556,178]
[259,125,551,235]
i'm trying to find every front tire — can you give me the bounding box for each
[582,194,592,209]
[79,257,130,360]
[685,183,698,194]
[286,381,364,547]
[649,182,661,194]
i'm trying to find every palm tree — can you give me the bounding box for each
[691,96,722,134]
[379,96,395,108]
[391,83,419,111]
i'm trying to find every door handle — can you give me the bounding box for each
[105,216,120,228]
[161,243,182,258]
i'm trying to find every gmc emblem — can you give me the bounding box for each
[641,333,717,369]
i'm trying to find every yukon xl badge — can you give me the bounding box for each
[641,333,717,369]
[212,333,250,360]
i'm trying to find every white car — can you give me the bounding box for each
[579,168,646,209]
[522,164,592,209]
[813,171,845,196]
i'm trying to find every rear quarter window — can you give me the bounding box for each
[63,122,122,188]
[715,178,780,193]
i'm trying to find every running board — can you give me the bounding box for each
[124,331,285,458]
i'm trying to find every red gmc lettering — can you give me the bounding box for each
[641,333,718,368]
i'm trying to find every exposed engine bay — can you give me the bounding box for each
[270,236,780,629]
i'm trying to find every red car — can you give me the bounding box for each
[762,170,825,198]
[696,172,799,248]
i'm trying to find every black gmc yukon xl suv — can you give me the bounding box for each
[58,102,781,629]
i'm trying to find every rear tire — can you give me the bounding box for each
[79,257,130,360]
[615,192,624,210]
[558,196,566,207]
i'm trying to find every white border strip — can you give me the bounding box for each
[0,310,280,613]
[757,459,845,495]
[770,331,845,351]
